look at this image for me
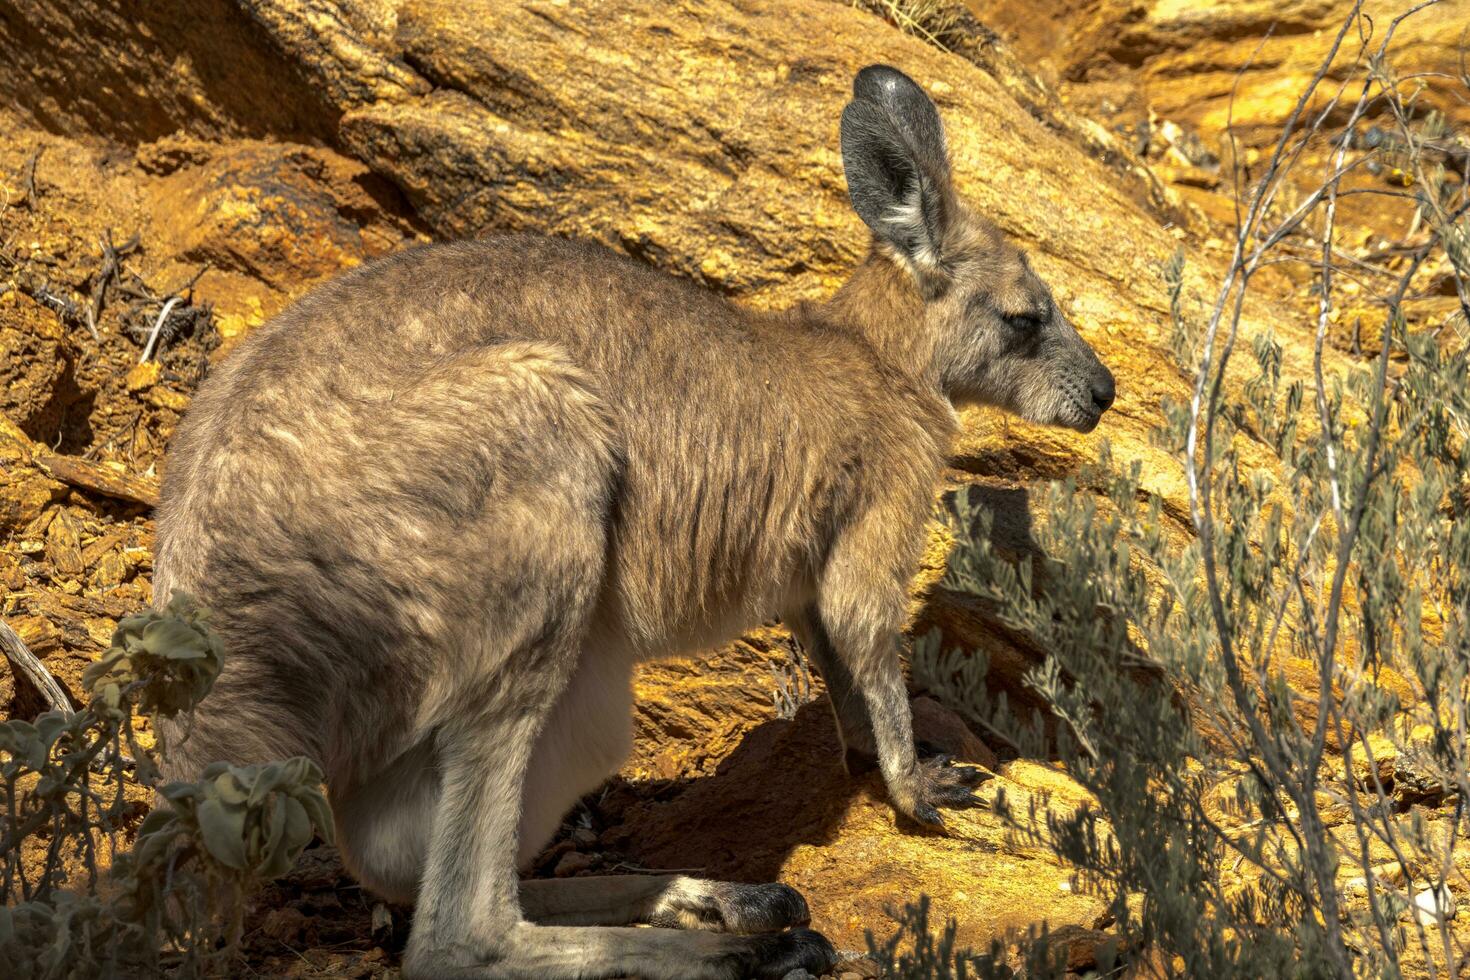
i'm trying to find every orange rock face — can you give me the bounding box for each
[0,0,1463,973]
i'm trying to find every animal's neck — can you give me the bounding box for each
[819,250,941,393]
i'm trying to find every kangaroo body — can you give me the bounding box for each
[157,235,950,866]
[155,67,1115,979]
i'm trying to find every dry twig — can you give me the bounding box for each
[34,453,160,508]
[18,147,41,211]
[86,230,140,341]
[0,618,72,716]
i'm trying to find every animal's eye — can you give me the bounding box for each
[1009,311,1045,331]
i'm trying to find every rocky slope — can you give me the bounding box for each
[0,0,1465,975]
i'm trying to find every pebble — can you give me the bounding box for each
[835,955,881,978]
[553,850,594,877]
[1412,885,1456,927]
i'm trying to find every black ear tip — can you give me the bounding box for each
[854,64,917,100]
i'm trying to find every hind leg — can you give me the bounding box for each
[406,672,836,980]
[408,626,833,977]
[336,701,816,939]
[337,748,818,940]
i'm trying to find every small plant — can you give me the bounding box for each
[1161,246,1196,371]
[865,896,1071,979]
[0,593,333,977]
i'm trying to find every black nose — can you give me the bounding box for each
[1091,368,1116,414]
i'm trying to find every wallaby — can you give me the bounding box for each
[153,66,1114,979]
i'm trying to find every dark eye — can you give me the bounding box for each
[1009,311,1046,331]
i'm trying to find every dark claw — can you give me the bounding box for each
[912,801,945,827]
[931,784,983,808]
[949,764,990,787]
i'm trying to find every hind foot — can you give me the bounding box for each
[718,928,837,979]
[649,878,813,934]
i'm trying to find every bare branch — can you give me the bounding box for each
[0,618,73,717]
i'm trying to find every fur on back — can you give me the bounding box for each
[153,234,953,785]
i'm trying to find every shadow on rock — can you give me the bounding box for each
[599,699,858,884]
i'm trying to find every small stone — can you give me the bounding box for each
[89,548,131,589]
[45,509,84,577]
[553,850,594,877]
[1155,162,1220,189]
[1412,885,1455,927]
[370,902,393,936]
[571,826,599,847]
[258,906,313,945]
[146,386,191,412]
[536,838,575,871]
[780,971,815,980]
[1048,924,1115,973]
[125,361,161,392]
[835,956,881,978]
[135,132,215,175]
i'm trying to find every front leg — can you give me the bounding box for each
[813,507,986,828]
[787,606,958,776]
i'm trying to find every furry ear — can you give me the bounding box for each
[852,65,949,181]
[840,66,953,274]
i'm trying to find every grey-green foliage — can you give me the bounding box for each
[83,595,225,723]
[905,5,1470,976]
[865,897,1073,980]
[919,468,1312,978]
[0,593,333,979]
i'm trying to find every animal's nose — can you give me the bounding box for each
[1091,367,1116,414]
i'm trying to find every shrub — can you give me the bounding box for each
[0,593,333,978]
[911,3,1470,976]
[866,897,1074,979]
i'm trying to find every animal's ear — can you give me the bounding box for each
[852,65,949,180]
[840,66,953,274]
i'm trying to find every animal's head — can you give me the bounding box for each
[839,65,1115,433]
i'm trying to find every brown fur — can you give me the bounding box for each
[153,66,1112,979]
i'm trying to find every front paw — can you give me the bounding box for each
[891,754,991,829]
